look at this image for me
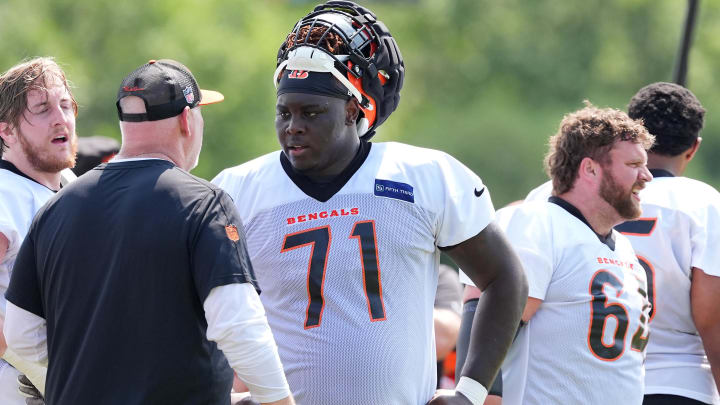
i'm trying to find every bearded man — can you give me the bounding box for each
[0,57,78,404]
[460,104,655,405]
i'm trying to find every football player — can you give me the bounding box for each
[0,57,78,404]
[623,83,719,405]
[459,104,655,404]
[212,2,528,404]
[523,84,720,405]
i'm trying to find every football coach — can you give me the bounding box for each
[3,59,294,405]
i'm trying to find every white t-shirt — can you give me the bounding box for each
[213,141,495,405]
[463,200,650,405]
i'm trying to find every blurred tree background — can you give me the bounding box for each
[2,0,718,207]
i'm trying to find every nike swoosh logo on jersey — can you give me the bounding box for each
[474,187,485,197]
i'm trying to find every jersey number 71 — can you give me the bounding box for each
[281,221,386,329]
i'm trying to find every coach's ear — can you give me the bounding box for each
[179,107,192,138]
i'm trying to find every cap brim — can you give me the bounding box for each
[199,89,224,105]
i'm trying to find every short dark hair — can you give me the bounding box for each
[0,57,77,155]
[545,103,654,195]
[628,82,705,156]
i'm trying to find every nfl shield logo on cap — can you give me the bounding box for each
[183,86,194,104]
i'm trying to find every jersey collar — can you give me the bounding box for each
[280,140,372,202]
[548,196,616,251]
[649,168,674,178]
[0,159,59,192]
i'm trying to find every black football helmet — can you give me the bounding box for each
[275,1,404,140]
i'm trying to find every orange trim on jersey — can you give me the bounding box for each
[629,256,653,352]
[637,255,656,323]
[630,322,650,353]
[618,217,658,237]
[281,225,332,330]
[587,269,628,362]
[350,220,387,322]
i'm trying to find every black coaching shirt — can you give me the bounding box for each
[6,159,257,405]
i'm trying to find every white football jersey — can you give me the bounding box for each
[213,142,495,405]
[614,174,720,404]
[525,175,720,403]
[463,200,650,405]
[0,164,55,315]
[0,162,55,403]
[524,180,552,203]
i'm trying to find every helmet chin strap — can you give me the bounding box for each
[274,46,370,136]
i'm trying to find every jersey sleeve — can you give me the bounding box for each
[496,204,554,300]
[190,189,258,303]
[690,193,720,277]
[436,154,495,248]
[458,204,554,298]
[525,180,552,202]
[458,269,473,286]
[5,227,44,318]
[211,169,239,201]
[0,185,27,260]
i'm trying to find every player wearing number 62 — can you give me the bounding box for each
[461,104,655,404]
[212,2,528,404]
[524,84,720,405]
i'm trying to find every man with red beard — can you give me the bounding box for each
[0,57,77,404]
[459,104,655,404]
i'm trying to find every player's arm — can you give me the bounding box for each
[3,224,49,395]
[3,300,48,395]
[2,232,49,397]
[455,285,541,405]
[462,286,541,323]
[455,291,501,405]
[431,223,528,405]
[204,283,294,405]
[0,231,8,264]
[0,316,5,358]
[691,267,720,388]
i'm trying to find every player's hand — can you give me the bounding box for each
[17,374,44,405]
[426,389,473,405]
